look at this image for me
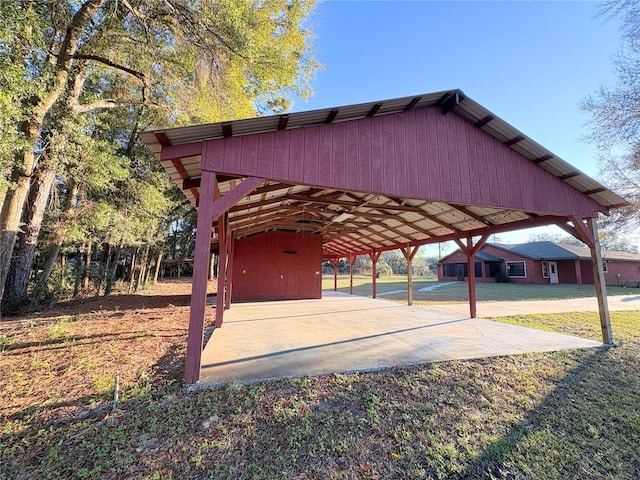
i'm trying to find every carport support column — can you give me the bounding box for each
[330,258,339,291]
[401,245,420,306]
[369,250,381,298]
[215,213,228,329]
[455,234,489,319]
[574,259,583,285]
[348,253,355,295]
[185,169,217,384]
[587,218,613,344]
[566,216,613,345]
[225,230,234,311]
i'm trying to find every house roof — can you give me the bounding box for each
[489,241,640,262]
[438,249,504,264]
[140,90,629,258]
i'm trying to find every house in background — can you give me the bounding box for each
[438,241,640,286]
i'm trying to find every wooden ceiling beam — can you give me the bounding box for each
[404,96,421,111]
[532,154,553,164]
[504,135,525,147]
[559,171,581,181]
[366,103,382,117]
[448,204,494,225]
[325,109,339,123]
[475,115,494,128]
[154,132,171,146]
[278,115,289,130]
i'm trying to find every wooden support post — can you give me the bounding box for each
[349,253,355,295]
[574,259,583,285]
[587,218,613,344]
[454,234,489,318]
[185,170,217,384]
[330,258,339,291]
[466,235,477,318]
[401,245,420,306]
[225,235,234,310]
[215,213,227,329]
[369,250,381,298]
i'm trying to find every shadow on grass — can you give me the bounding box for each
[457,346,640,479]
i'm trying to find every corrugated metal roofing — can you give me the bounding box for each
[140,88,628,211]
[139,90,630,257]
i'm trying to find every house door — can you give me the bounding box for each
[456,264,465,281]
[549,261,559,284]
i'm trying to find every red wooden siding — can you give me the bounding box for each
[582,259,640,286]
[231,232,323,301]
[203,107,602,218]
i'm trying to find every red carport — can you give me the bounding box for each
[140,89,628,384]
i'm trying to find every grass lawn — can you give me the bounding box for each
[323,274,635,303]
[2,280,639,479]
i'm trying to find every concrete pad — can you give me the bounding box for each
[199,292,601,385]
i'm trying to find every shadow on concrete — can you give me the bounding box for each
[202,317,469,369]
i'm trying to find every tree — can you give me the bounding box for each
[527,233,585,246]
[1,0,318,314]
[582,0,640,231]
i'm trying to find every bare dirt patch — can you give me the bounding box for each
[0,279,214,434]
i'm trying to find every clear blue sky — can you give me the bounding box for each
[292,1,625,249]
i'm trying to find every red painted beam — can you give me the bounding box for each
[215,214,227,329]
[160,142,202,161]
[185,169,217,384]
[466,234,477,318]
[330,258,339,291]
[369,250,381,298]
[568,215,595,248]
[349,253,356,294]
[209,177,264,221]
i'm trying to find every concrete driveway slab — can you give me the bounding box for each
[199,292,601,385]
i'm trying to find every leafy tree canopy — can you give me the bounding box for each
[582,0,640,232]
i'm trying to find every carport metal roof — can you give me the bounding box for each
[140,89,628,258]
[140,89,624,383]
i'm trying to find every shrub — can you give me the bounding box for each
[495,272,510,283]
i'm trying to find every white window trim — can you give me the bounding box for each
[542,261,549,279]
[506,260,527,278]
[602,261,608,273]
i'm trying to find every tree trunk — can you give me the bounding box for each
[32,243,63,303]
[27,179,79,304]
[2,166,56,312]
[83,242,92,290]
[128,248,139,293]
[104,246,122,297]
[73,244,85,298]
[135,243,150,292]
[95,243,110,297]
[152,251,163,285]
[0,0,106,316]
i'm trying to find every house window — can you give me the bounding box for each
[542,261,549,279]
[602,261,608,273]
[506,261,526,278]
[442,263,467,277]
[442,264,456,276]
[474,262,482,277]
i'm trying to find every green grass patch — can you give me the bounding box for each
[3,281,640,479]
[324,274,635,303]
